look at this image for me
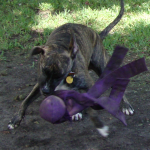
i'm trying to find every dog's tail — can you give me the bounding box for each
[99,0,124,40]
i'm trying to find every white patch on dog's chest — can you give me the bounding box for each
[55,79,70,91]
[55,84,69,91]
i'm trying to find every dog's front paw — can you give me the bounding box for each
[97,126,109,137]
[71,113,82,121]
[122,102,134,116]
[8,114,23,130]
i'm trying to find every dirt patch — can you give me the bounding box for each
[0,50,150,150]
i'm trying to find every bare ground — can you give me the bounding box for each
[0,50,150,150]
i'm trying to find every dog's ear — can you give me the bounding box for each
[31,46,50,56]
[31,46,45,55]
[69,34,79,59]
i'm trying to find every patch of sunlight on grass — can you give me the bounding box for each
[39,2,54,11]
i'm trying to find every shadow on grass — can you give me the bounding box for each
[0,0,150,53]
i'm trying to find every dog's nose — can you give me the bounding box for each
[42,88,50,94]
[41,84,50,95]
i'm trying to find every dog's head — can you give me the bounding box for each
[31,35,78,95]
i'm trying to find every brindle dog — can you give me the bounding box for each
[8,0,134,137]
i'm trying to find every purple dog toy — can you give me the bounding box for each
[39,46,148,125]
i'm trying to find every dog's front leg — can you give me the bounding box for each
[71,73,95,121]
[8,83,41,129]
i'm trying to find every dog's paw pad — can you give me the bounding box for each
[122,107,134,116]
[72,113,82,121]
[97,126,109,137]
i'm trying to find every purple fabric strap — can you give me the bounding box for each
[87,58,147,98]
[100,46,128,79]
[96,79,130,125]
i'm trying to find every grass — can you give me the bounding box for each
[0,0,150,59]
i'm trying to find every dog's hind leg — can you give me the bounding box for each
[8,83,41,129]
[90,40,109,77]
